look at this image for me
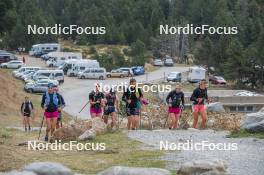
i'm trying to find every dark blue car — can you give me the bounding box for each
[132,66,145,75]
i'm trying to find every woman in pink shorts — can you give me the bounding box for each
[41,83,62,142]
[166,84,185,129]
[89,84,105,118]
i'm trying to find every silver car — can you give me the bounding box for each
[154,59,164,66]
[24,79,59,93]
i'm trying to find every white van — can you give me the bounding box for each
[46,52,82,67]
[29,43,60,56]
[67,60,100,77]
[187,67,206,83]
[33,69,64,83]
[77,68,106,80]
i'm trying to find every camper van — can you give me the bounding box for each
[29,43,60,56]
[187,67,206,83]
[32,69,64,83]
[0,51,17,64]
[46,52,82,67]
[67,60,100,77]
[59,59,79,75]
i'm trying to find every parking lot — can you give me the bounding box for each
[16,54,190,118]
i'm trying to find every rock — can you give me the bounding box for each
[97,166,170,175]
[23,162,73,175]
[52,120,93,140]
[91,117,107,135]
[240,112,264,129]
[78,129,96,140]
[78,118,106,140]
[206,102,225,113]
[0,171,36,175]
[243,120,264,133]
[177,159,228,175]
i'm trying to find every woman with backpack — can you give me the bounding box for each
[122,78,143,130]
[89,84,105,118]
[103,88,119,129]
[166,84,185,129]
[20,96,34,132]
[41,83,62,142]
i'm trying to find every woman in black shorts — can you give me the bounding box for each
[21,96,34,132]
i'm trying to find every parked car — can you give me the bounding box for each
[77,68,106,80]
[24,79,59,93]
[17,70,36,80]
[153,59,163,66]
[33,69,64,83]
[164,58,174,66]
[13,67,42,78]
[107,69,128,78]
[40,54,50,61]
[0,60,24,69]
[209,76,227,85]
[24,76,59,85]
[119,67,134,77]
[167,72,182,82]
[132,66,145,75]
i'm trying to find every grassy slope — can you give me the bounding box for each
[0,69,166,174]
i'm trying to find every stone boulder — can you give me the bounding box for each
[206,102,225,113]
[177,159,228,175]
[52,119,93,140]
[97,166,170,175]
[241,111,264,132]
[23,162,73,175]
[78,117,107,140]
[243,120,264,133]
[91,117,107,135]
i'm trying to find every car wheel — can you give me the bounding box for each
[81,76,85,79]
[3,66,7,68]
[28,89,33,93]
[107,74,111,78]
[99,76,104,80]
[120,75,124,78]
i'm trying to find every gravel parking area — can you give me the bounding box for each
[127,129,264,175]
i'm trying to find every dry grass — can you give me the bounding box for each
[0,69,71,127]
[0,128,165,174]
[0,69,166,174]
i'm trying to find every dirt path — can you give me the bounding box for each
[127,129,264,175]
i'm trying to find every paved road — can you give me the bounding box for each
[17,54,189,119]
[60,66,189,119]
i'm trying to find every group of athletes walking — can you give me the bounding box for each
[20,78,209,141]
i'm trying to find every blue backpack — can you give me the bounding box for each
[44,92,59,107]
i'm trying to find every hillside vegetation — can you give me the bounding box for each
[0,0,263,88]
